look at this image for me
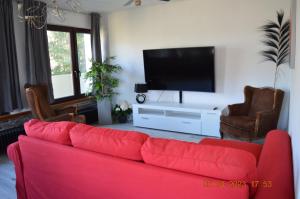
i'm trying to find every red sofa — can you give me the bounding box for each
[7,120,294,199]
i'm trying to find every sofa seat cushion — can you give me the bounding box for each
[199,138,262,163]
[24,119,76,145]
[70,124,149,161]
[141,137,257,182]
[221,115,256,131]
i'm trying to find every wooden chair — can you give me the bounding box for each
[25,84,85,123]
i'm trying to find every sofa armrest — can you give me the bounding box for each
[228,103,249,116]
[255,111,277,137]
[7,142,27,199]
[45,113,75,122]
[255,130,294,199]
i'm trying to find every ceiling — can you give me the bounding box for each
[55,0,180,14]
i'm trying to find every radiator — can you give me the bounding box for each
[0,126,25,153]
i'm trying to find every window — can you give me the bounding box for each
[47,25,92,101]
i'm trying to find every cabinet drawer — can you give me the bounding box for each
[166,118,202,135]
[133,115,165,129]
[201,111,221,137]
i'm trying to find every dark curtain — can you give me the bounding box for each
[0,0,23,114]
[91,13,102,63]
[24,0,54,101]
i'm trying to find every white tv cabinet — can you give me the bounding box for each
[133,103,223,138]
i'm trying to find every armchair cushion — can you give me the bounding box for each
[221,116,256,131]
[248,89,275,117]
[228,103,249,116]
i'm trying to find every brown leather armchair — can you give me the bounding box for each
[25,84,86,123]
[220,86,284,141]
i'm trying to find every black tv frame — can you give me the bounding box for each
[143,46,215,103]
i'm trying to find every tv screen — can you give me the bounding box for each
[143,47,215,92]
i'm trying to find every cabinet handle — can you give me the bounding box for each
[182,121,191,124]
[141,117,149,120]
[207,113,217,115]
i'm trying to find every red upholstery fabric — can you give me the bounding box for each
[199,138,262,162]
[16,135,249,199]
[24,119,76,145]
[7,142,27,199]
[199,138,263,196]
[141,137,257,182]
[255,130,294,199]
[70,123,149,161]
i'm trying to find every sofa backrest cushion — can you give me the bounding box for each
[24,119,76,145]
[199,138,262,163]
[70,124,149,161]
[141,137,257,182]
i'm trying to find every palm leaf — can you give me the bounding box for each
[261,53,277,63]
[277,10,284,26]
[278,47,289,59]
[260,10,290,67]
[261,21,280,30]
[281,21,290,34]
[279,45,289,57]
[261,28,279,35]
[262,40,278,49]
[262,49,277,57]
[265,33,279,42]
[277,51,289,65]
[279,36,289,51]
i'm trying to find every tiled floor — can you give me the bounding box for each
[0,123,260,199]
[0,155,16,199]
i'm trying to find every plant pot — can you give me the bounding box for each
[117,115,128,123]
[97,98,112,125]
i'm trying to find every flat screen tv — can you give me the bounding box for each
[143,47,215,92]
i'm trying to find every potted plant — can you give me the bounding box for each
[260,10,290,88]
[85,57,121,125]
[112,101,133,123]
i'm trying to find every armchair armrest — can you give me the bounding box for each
[45,113,75,122]
[54,106,77,115]
[228,103,249,116]
[255,110,277,137]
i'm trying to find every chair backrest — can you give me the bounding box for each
[25,84,56,120]
[246,86,284,118]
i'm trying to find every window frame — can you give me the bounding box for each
[47,25,91,103]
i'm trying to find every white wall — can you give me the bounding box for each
[104,0,291,129]
[47,10,91,29]
[289,0,300,198]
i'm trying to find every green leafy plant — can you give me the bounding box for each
[84,57,122,101]
[260,10,290,88]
